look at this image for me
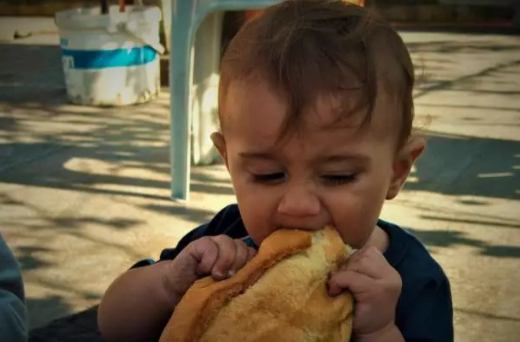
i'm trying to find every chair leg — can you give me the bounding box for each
[170,1,193,201]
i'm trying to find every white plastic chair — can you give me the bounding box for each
[169,0,283,201]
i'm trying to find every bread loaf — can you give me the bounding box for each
[159,226,353,342]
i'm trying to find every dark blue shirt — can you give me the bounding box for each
[135,204,454,342]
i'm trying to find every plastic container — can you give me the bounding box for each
[55,5,164,106]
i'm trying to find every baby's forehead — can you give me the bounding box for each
[218,0,414,149]
[220,78,402,144]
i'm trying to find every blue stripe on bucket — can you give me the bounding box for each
[61,46,157,69]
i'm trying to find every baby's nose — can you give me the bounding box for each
[277,183,321,218]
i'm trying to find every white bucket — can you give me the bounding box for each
[55,5,164,106]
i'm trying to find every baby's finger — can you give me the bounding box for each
[188,237,219,277]
[348,245,378,262]
[346,246,386,279]
[246,246,257,262]
[210,235,237,280]
[228,239,250,277]
[328,269,374,297]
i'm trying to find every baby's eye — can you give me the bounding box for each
[252,172,285,184]
[322,174,357,185]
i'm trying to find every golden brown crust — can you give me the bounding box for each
[158,229,314,342]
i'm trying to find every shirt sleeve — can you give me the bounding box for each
[397,275,454,342]
[0,232,28,342]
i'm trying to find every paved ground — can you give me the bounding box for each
[0,18,519,341]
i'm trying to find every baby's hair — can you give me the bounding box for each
[219,0,415,148]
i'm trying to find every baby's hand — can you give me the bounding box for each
[164,235,257,304]
[327,246,402,339]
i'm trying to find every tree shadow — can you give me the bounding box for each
[454,306,520,323]
[414,58,520,98]
[139,205,216,229]
[2,31,519,339]
[28,302,105,342]
[16,245,54,271]
[419,215,520,230]
[22,262,110,331]
[408,228,520,259]
[404,132,520,201]
[0,42,239,333]
[26,296,75,330]
[403,35,520,97]
[0,106,232,198]
[0,44,66,104]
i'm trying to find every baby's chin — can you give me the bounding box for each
[331,226,381,250]
[347,224,389,252]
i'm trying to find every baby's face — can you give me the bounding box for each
[217,80,403,249]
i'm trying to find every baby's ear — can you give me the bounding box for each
[386,136,426,200]
[210,132,228,167]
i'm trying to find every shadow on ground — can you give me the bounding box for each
[408,227,520,259]
[1,40,519,271]
[405,132,520,201]
[26,296,75,329]
[1,35,520,336]
[406,38,520,96]
[0,44,65,104]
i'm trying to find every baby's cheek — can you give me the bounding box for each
[237,203,274,245]
[333,190,385,242]
[334,214,376,249]
[238,188,278,225]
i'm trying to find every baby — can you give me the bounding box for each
[98,1,454,342]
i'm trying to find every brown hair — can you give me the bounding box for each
[219,0,415,147]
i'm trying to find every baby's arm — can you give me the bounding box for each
[97,261,182,342]
[0,232,27,342]
[98,235,257,342]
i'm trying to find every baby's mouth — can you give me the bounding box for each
[243,226,334,251]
